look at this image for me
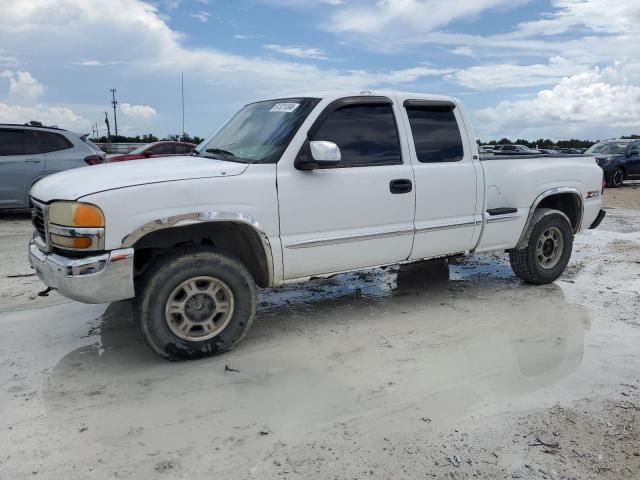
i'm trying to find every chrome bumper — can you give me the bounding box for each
[28,240,135,304]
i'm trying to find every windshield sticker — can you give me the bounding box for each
[269,103,300,113]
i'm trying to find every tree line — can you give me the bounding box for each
[478,135,640,149]
[91,133,205,144]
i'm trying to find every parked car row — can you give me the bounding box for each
[0,125,197,210]
[2,119,638,212]
[480,145,588,155]
[480,141,640,187]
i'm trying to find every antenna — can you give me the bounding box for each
[110,88,118,137]
[181,72,185,141]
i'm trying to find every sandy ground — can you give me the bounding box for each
[0,185,639,479]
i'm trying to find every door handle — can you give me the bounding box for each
[25,159,41,163]
[389,179,412,194]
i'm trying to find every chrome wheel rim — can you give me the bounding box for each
[164,276,235,341]
[535,226,564,269]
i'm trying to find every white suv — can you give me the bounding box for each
[0,124,105,210]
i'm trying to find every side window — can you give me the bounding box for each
[311,104,402,167]
[405,105,464,163]
[149,144,174,155]
[36,131,73,153]
[0,129,23,155]
[176,144,193,154]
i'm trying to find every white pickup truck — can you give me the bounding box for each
[28,91,606,359]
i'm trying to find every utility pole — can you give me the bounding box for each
[181,72,185,141]
[104,111,111,139]
[110,88,118,137]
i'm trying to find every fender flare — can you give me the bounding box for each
[121,211,275,287]
[515,187,583,249]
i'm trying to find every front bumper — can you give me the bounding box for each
[28,240,135,304]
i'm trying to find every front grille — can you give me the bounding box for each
[31,199,48,245]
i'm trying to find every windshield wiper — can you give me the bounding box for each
[206,148,236,157]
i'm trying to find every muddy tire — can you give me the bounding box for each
[606,167,624,188]
[509,208,574,285]
[137,247,256,360]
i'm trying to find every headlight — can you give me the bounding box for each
[48,201,105,250]
[49,201,104,227]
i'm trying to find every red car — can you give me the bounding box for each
[110,141,196,162]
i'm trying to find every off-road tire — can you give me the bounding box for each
[509,208,574,285]
[606,167,624,188]
[137,247,256,360]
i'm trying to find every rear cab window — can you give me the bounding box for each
[403,100,464,163]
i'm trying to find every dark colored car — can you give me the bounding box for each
[110,141,196,162]
[585,139,640,188]
[558,148,582,155]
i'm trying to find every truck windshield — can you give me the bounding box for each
[195,97,320,164]
[585,142,629,155]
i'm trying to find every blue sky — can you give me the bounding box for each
[1,0,639,141]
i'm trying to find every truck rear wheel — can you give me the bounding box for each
[509,208,573,285]
[137,247,256,360]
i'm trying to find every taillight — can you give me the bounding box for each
[84,155,103,166]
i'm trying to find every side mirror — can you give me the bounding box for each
[295,140,341,170]
[144,151,153,157]
[628,149,639,157]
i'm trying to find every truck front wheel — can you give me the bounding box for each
[137,247,256,360]
[509,208,574,285]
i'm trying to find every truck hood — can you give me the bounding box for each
[31,156,248,202]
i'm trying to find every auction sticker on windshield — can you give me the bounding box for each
[270,103,300,113]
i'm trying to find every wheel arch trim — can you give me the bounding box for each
[516,187,583,249]
[121,211,275,287]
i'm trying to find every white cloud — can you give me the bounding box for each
[0,102,90,130]
[473,63,640,139]
[0,0,456,101]
[263,44,328,60]
[234,34,260,40]
[1,70,45,101]
[451,46,474,56]
[163,0,181,10]
[258,0,343,7]
[0,52,18,67]
[120,102,157,120]
[325,0,530,35]
[513,0,640,37]
[190,10,210,23]
[71,59,125,66]
[450,57,585,90]
[193,0,209,4]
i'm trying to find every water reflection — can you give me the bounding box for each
[43,259,588,431]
